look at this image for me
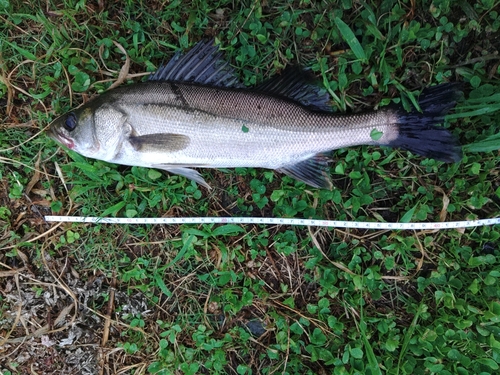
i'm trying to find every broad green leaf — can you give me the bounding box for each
[72,162,99,174]
[184,228,210,238]
[476,358,499,370]
[148,169,163,180]
[153,272,172,297]
[334,17,366,62]
[166,235,194,267]
[370,128,384,141]
[394,82,420,111]
[350,347,363,359]
[0,0,10,10]
[211,224,245,237]
[101,201,126,217]
[400,204,417,223]
[311,328,327,345]
[5,40,37,60]
[125,209,137,218]
[366,22,385,40]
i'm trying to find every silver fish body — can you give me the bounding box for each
[48,40,461,188]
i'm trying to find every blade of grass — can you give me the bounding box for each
[400,204,417,223]
[211,224,245,236]
[153,271,172,297]
[396,303,427,375]
[334,17,367,62]
[465,93,500,102]
[464,133,500,152]
[4,40,37,60]
[166,235,194,268]
[447,105,500,119]
[358,300,382,375]
[101,201,126,217]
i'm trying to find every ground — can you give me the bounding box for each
[1,1,500,374]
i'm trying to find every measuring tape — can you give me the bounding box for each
[44,215,500,230]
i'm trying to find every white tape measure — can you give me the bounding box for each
[44,215,500,230]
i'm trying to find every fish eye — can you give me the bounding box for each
[64,112,77,132]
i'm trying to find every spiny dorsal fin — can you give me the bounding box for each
[149,39,245,89]
[256,67,333,112]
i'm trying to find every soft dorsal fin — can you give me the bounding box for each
[149,39,245,88]
[256,67,333,112]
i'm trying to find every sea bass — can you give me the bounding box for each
[48,40,462,189]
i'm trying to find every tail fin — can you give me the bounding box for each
[388,83,462,162]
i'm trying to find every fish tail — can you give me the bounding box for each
[388,83,462,162]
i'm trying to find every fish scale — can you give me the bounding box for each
[114,82,398,168]
[48,40,462,189]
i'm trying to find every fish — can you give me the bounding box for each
[47,39,462,189]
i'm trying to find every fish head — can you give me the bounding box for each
[48,98,129,162]
[48,106,100,157]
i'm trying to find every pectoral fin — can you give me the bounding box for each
[154,164,210,189]
[129,133,190,152]
[278,154,332,189]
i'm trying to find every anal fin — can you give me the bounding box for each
[277,154,332,189]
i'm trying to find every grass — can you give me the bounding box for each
[1,0,500,374]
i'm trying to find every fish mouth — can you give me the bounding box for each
[47,127,75,150]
